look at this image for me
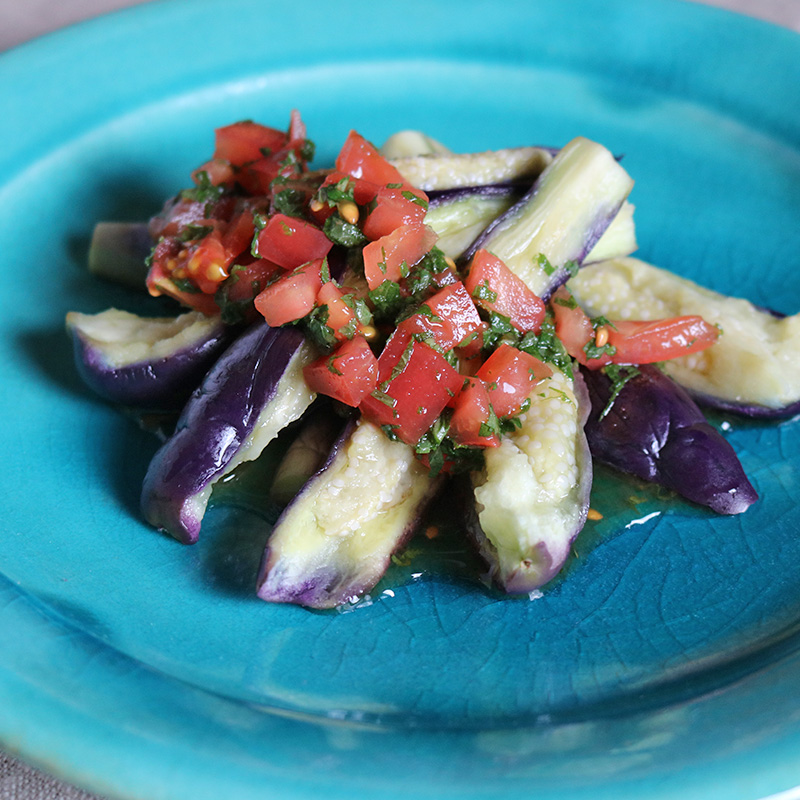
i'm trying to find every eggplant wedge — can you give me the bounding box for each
[141,322,316,544]
[257,419,438,609]
[581,364,758,514]
[66,308,233,412]
[570,257,800,417]
[467,368,592,593]
[87,221,152,288]
[465,137,634,300]
[389,146,556,192]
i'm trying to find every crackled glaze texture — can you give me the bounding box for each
[0,1,799,799]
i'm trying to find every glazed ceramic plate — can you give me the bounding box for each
[1,1,800,797]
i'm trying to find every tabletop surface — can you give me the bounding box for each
[0,0,798,798]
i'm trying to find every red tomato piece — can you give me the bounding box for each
[450,377,500,448]
[146,254,220,315]
[551,287,599,366]
[361,184,429,241]
[607,317,720,364]
[214,121,288,167]
[237,158,281,196]
[401,282,483,351]
[360,340,463,445]
[254,259,324,326]
[466,249,545,333]
[303,336,378,407]
[223,258,283,305]
[335,131,407,186]
[191,158,235,187]
[476,343,553,418]
[221,212,256,258]
[254,213,333,270]
[184,230,232,294]
[362,222,438,290]
[320,170,380,207]
[316,281,361,342]
[551,287,720,368]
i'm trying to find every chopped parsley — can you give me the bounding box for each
[324,215,367,247]
[599,364,640,419]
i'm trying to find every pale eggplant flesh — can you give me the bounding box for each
[466,368,593,593]
[257,419,437,609]
[141,322,316,544]
[388,145,557,192]
[581,364,758,515]
[570,257,800,418]
[464,137,635,300]
[66,308,233,411]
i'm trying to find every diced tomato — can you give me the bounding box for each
[335,131,407,187]
[146,253,220,315]
[303,335,378,407]
[222,258,283,305]
[551,287,720,368]
[450,377,499,448]
[361,184,429,241]
[237,158,282,196]
[148,198,209,240]
[400,282,483,351]
[319,170,380,208]
[466,249,545,333]
[184,230,231,294]
[191,158,235,187]
[362,222,438,290]
[316,281,362,342]
[214,121,288,167]
[254,259,324,326]
[254,213,333,270]
[360,340,463,445]
[221,211,256,257]
[476,343,552,418]
[551,287,599,365]
[607,317,720,364]
[287,109,306,147]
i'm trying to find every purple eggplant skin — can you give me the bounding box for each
[581,365,758,515]
[66,310,235,412]
[257,420,439,609]
[688,390,800,420]
[87,222,152,288]
[465,371,593,594]
[141,322,313,544]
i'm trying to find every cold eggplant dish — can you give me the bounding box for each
[67,112,780,609]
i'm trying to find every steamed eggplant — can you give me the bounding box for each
[464,137,634,300]
[141,322,316,544]
[426,185,525,258]
[570,257,800,417]
[467,369,592,592]
[389,146,557,192]
[258,419,437,608]
[87,222,152,288]
[66,308,233,411]
[581,365,758,514]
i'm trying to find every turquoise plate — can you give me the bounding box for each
[1,1,800,797]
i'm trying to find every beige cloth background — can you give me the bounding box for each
[0,0,797,797]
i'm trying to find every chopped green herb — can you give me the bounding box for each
[536,253,556,276]
[600,364,640,419]
[177,223,213,242]
[472,280,498,304]
[401,190,428,210]
[324,215,367,247]
[180,170,225,212]
[368,279,407,321]
[303,304,338,352]
[272,188,307,217]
